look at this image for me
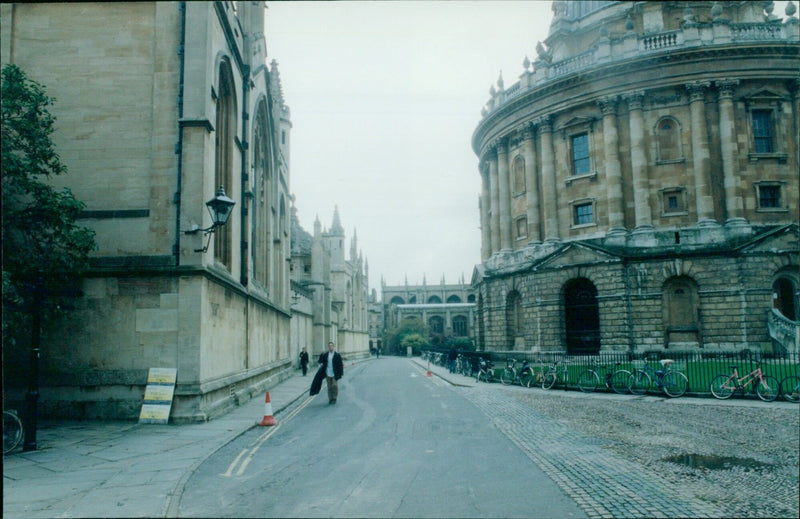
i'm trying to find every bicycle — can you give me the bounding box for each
[501,358,527,386]
[3,410,24,454]
[778,375,800,403]
[628,359,688,398]
[516,360,540,388]
[710,364,779,402]
[475,358,495,383]
[577,360,631,394]
[542,360,569,390]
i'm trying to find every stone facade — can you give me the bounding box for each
[289,207,370,361]
[382,277,477,347]
[1,2,296,421]
[472,1,800,355]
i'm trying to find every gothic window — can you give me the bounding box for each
[428,295,442,304]
[214,59,237,269]
[656,117,683,163]
[447,295,462,303]
[390,296,405,305]
[467,294,476,303]
[512,156,526,195]
[515,216,528,240]
[429,315,444,334]
[754,181,787,212]
[453,315,468,337]
[571,133,591,175]
[252,102,271,288]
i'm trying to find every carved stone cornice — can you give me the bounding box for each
[520,122,536,141]
[622,90,646,111]
[597,95,618,116]
[715,78,739,99]
[686,80,711,102]
[536,114,553,133]
[493,136,508,155]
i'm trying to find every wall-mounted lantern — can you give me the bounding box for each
[184,186,235,253]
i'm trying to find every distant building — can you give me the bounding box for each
[1,2,295,421]
[383,276,477,349]
[290,207,370,361]
[472,1,799,355]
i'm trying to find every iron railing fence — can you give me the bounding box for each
[422,348,799,397]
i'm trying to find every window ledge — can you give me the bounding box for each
[570,222,597,230]
[749,152,787,163]
[565,171,597,186]
[656,158,685,165]
[756,207,788,213]
[662,211,689,217]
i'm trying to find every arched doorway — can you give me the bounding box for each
[773,277,798,321]
[564,278,600,354]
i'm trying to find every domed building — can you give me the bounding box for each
[472,1,799,355]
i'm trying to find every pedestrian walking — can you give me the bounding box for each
[299,347,309,376]
[448,346,458,373]
[313,341,343,404]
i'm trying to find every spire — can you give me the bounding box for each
[330,205,344,235]
[350,227,358,260]
[314,214,321,237]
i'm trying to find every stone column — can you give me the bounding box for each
[716,78,744,224]
[623,91,653,229]
[599,96,625,231]
[538,116,560,241]
[496,137,513,251]
[686,80,716,224]
[488,147,501,254]
[479,161,492,260]
[521,123,541,244]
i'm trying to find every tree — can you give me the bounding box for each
[383,318,430,355]
[1,64,96,345]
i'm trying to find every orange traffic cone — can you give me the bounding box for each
[426,361,432,377]
[258,391,278,426]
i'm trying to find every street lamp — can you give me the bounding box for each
[184,186,235,253]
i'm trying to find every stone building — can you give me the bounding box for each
[290,207,370,361]
[383,277,477,348]
[1,2,296,421]
[472,1,799,355]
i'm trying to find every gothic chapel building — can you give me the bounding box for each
[2,2,296,421]
[472,1,799,355]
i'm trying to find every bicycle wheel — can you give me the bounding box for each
[756,375,780,402]
[780,375,800,403]
[518,368,533,388]
[542,372,557,390]
[611,370,631,394]
[3,411,23,454]
[577,370,600,393]
[710,374,735,399]
[500,368,514,385]
[628,370,651,395]
[662,371,688,398]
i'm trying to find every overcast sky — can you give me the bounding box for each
[264,1,557,295]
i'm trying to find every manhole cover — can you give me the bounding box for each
[662,453,769,471]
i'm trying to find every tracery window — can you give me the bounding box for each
[453,315,468,337]
[214,59,237,269]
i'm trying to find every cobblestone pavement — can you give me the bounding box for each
[463,384,799,519]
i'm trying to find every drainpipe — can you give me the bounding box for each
[240,64,250,286]
[173,1,186,267]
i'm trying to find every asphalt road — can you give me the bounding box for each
[177,358,587,518]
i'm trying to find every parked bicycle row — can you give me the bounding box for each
[420,350,800,403]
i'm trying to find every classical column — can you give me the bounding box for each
[599,96,625,231]
[479,161,492,260]
[716,78,743,224]
[686,80,716,224]
[538,116,560,241]
[496,137,513,251]
[623,91,653,229]
[521,123,541,244]
[488,146,501,254]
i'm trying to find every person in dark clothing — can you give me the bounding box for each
[299,347,309,376]
[448,347,458,373]
[318,341,344,404]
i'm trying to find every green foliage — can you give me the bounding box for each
[400,333,428,356]
[383,318,430,355]
[1,64,96,344]
[445,336,475,351]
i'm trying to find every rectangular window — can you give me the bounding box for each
[571,133,590,175]
[758,185,781,208]
[752,110,774,153]
[574,203,593,225]
[515,217,527,239]
[661,188,686,215]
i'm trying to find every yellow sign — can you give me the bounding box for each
[139,367,177,424]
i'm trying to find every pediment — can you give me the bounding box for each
[557,116,595,135]
[536,242,620,270]
[739,87,788,103]
[739,224,799,253]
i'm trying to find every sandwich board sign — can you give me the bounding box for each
[138,368,177,424]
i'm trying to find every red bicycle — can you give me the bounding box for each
[710,364,779,402]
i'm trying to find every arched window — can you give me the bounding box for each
[428,295,442,304]
[390,296,405,305]
[773,275,799,321]
[656,117,682,163]
[467,294,476,303]
[447,295,462,303]
[563,278,600,354]
[506,290,523,349]
[214,59,237,268]
[662,276,700,348]
[512,156,526,195]
[429,315,444,334]
[252,101,271,287]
